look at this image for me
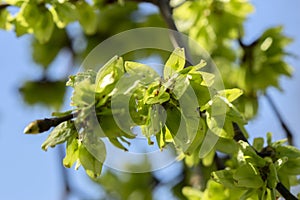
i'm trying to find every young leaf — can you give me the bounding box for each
[50,2,77,28]
[267,162,278,189]
[144,81,170,105]
[75,1,98,35]
[275,145,300,159]
[79,143,103,179]
[218,88,243,103]
[164,48,185,79]
[95,56,124,94]
[233,164,264,188]
[141,104,166,140]
[34,9,54,44]
[211,169,236,188]
[252,137,264,152]
[41,121,76,151]
[0,9,12,30]
[124,61,159,84]
[238,140,266,167]
[63,134,79,168]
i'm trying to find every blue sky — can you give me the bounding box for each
[0,0,300,199]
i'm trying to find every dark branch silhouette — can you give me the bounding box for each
[24,113,76,134]
[265,93,294,145]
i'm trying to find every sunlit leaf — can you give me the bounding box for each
[164,48,185,79]
[42,121,76,151]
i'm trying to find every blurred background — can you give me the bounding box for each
[0,0,300,199]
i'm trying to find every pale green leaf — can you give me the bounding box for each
[218,88,243,103]
[233,164,264,188]
[164,48,185,79]
[42,121,76,151]
[76,1,97,35]
[63,134,79,168]
[50,2,77,28]
[79,142,103,179]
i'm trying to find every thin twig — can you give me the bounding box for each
[0,3,10,10]
[58,145,71,200]
[276,182,298,200]
[156,0,193,66]
[265,93,294,145]
[24,112,77,134]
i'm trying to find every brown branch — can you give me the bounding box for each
[24,113,77,134]
[0,3,10,10]
[156,0,193,66]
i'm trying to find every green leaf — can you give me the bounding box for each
[83,132,106,164]
[79,142,104,179]
[275,145,300,159]
[233,164,264,188]
[41,121,76,151]
[215,138,239,154]
[97,107,136,139]
[252,137,264,152]
[141,104,166,140]
[211,169,236,188]
[178,59,207,75]
[75,1,98,35]
[124,61,159,83]
[95,56,124,94]
[218,88,243,103]
[278,158,300,175]
[206,112,234,139]
[63,134,79,168]
[190,79,211,107]
[164,48,185,79]
[50,2,77,28]
[19,80,66,109]
[171,74,191,100]
[202,148,215,167]
[267,162,278,189]
[274,157,288,171]
[144,81,170,105]
[0,9,12,30]
[67,70,97,87]
[184,118,206,156]
[16,2,54,43]
[32,28,69,68]
[238,141,266,167]
[52,110,73,117]
[182,187,203,200]
[71,79,96,107]
[198,71,215,87]
[34,9,54,43]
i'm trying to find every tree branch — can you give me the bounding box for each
[0,3,10,10]
[276,182,298,200]
[265,93,294,145]
[24,113,77,134]
[154,1,297,198]
[156,0,193,66]
[57,145,71,200]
